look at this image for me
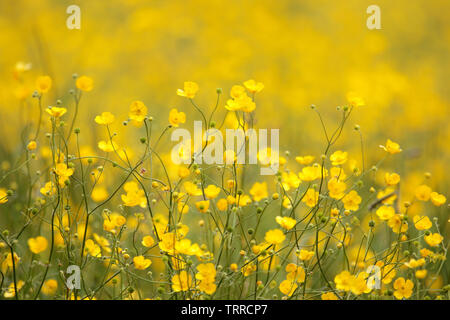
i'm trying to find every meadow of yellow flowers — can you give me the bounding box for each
[0,0,448,300]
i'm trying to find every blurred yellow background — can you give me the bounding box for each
[0,0,448,186]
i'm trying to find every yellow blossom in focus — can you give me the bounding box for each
[385,172,400,186]
[330,150,348,166]
[264,229,285,245]
[141,236,155,247]
[334,270,353,291]
[204,185,221,199]
[376,206,395,220]
[133,255,152,270]
[129,101,148,123]
[388,214,408,233]
[196,200,210,213]
[342,190,362,211]
[275,216,296,230]
[424,233,443,247]
[46,107,67,118]
[297,249,314,261]
[177,81,199,99]
[249,182,268,201]
[169,108,186,127]
[393,277,413,299]
[413,215,432,230]
[302,188,319,208]
[279,280,297,296]
[380,139,402,154]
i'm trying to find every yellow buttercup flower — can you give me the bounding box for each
[385,172,400,186]
[376,205,395,220]
[330,150,348,166]
[177,81,199,99]
[168,108,186,127]
[334,270,353,291]
[133,255,152,270]
[413,215,432,230]
[177,166,190,178]
[184,181,202,196]
[225,94,255,113]
[380,139,402,154]
[415,269,427,279]
[76,75,93,92]
[28,236,48,254]
[281,172,301,191]
[249,182,268,201]
[297,249,315,261]
[129,100,148,123]
[302,188,319,208]
[46,106,67,118]
[103,213,126,232]
[141,235,155,247]
[264,229,285,245]
[342,190,361,211]
[204,184,221,199]
[424,233,443,247]
[98,140,119,152]
[1,253,20,273]
[54,163,74,187]
[84,239,101,257]
[295,155,315,165]
[275,216,296,230]
[279,279,297,297]
[430,192,446,206]
[196,263,217,295]
[36,75,52,93]
[393,277,414,299]
[171,271,193,292]
[95,112,115,125]
[216,198,228,211]
[404,258,426,269]
[328,178,346,199]
[230,85,246,99]
[196,200,210,213]
[243,79,264,93]
[388,214,408,233]
[299,164,327,181]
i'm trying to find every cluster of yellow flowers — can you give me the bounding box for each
[0,75,448,301]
